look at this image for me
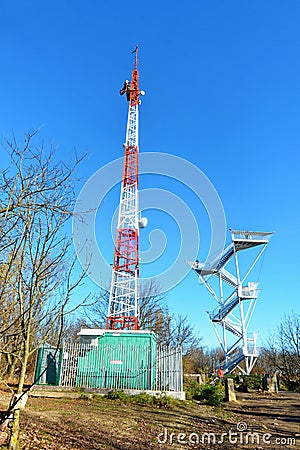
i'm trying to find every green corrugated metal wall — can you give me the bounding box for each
[76,331,156,389]
[34,345,62,385]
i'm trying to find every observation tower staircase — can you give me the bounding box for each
[189,230,273,375]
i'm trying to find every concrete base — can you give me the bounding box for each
[124,389,186,400]
[30,390,82,399]
[184,373,205,385]
[30,385,186,401]
[225,378,237,402]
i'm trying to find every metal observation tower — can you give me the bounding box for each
[190,230,273,374]
[106,46,146,330]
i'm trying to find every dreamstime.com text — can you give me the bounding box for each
[157,422,297,447]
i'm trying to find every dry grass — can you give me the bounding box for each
[1,390,299,449]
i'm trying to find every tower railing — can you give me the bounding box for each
[191,229,272,374]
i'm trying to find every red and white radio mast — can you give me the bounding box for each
[106,46,145,330]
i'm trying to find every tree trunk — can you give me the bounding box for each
[8,339,29,450]
[7,409,20,450]
[7,357,17,380]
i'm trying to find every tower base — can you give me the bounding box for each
[106,316,140,330]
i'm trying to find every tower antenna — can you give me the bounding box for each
[106,47,144,330]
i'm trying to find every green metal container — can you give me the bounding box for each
[76,330,157,390]
[34,344,62,385]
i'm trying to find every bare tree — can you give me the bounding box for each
[83,280,167,329]
[260,312,300,389]
[157,314,201,350]
[183,346,223,374]
[0,132,89,449]
[0,262,22,379]
[82,279,200,349]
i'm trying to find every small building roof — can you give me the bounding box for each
[77,328,154,336]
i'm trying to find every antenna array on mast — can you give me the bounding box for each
[106,46,143,330]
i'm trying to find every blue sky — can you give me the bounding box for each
[1,1,299,348]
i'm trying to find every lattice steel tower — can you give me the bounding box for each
[106,46,145,330]
[190,230,273,374]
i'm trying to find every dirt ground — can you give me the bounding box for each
[0,390,299,449]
